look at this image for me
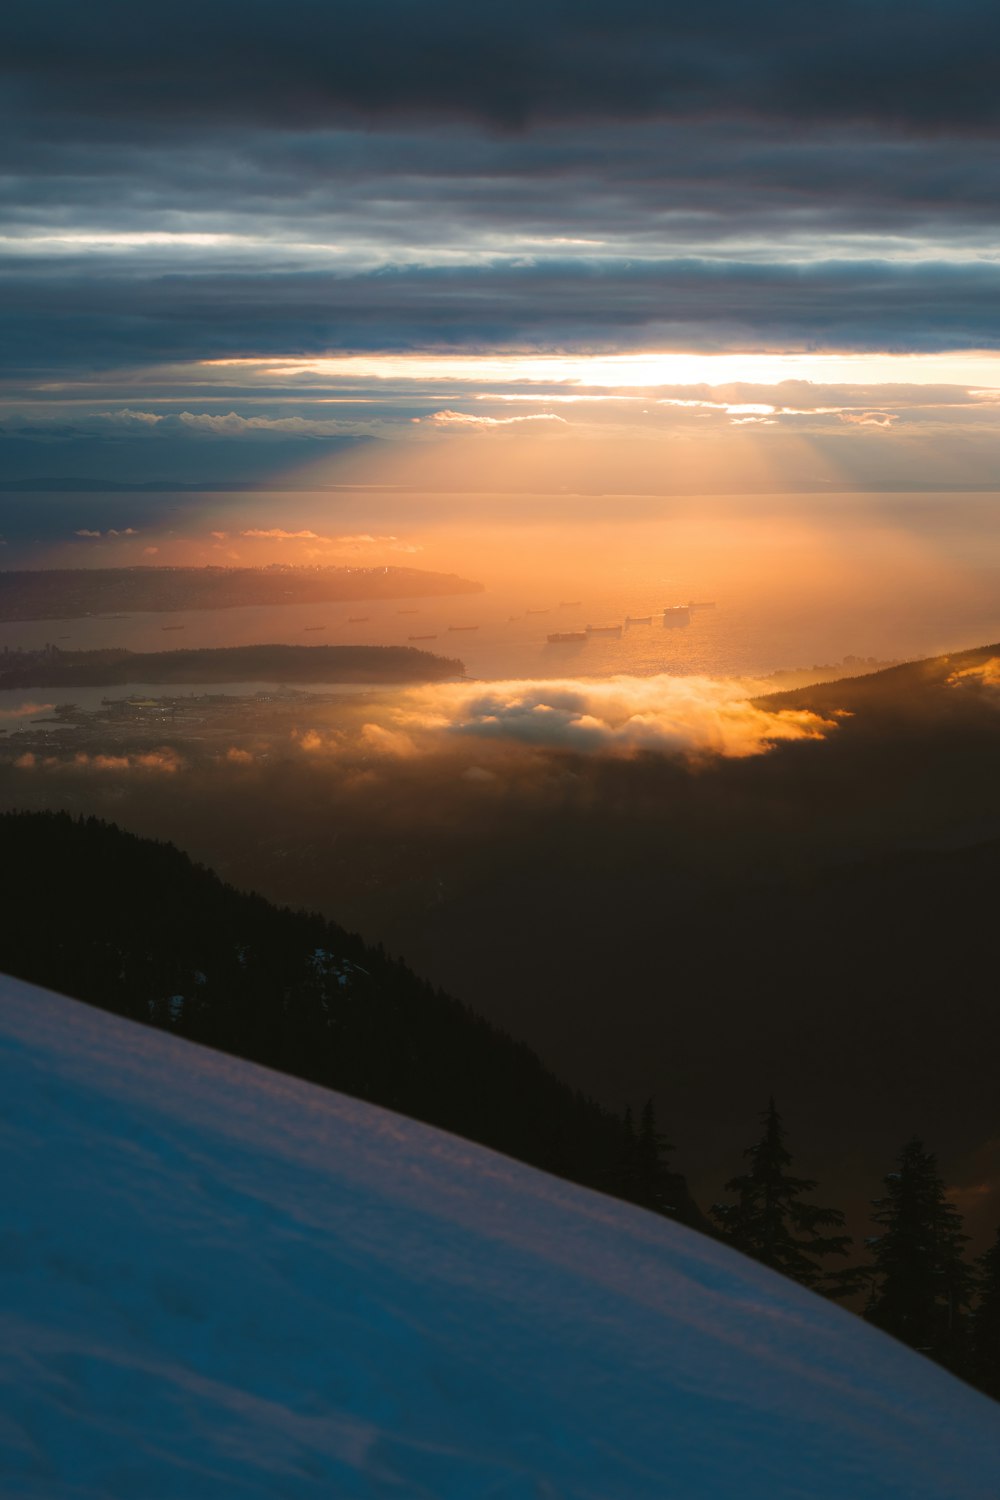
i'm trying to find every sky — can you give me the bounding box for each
[4,0,1000,517]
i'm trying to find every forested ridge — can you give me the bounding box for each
[0,810,701,1229]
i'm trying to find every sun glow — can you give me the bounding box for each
[204,350,1000,392]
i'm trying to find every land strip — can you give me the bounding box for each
[0,643,463,689]
[0,566,483,621]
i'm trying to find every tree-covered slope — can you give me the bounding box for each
[0,809,702,1227]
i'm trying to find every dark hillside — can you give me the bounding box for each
[757,641,1000,723]
[0,810,704,1230]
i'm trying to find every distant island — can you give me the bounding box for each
[0,643,464,689]
[0,565,484,622]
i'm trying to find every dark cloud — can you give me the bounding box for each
[5,257,1000,377]
[7,125,1000,243]
[0,429,374,490]
[5,2,1000,133]
[4,1,1000,405]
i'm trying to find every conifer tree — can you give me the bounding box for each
[864,1137,972,1372]
[711,1098,852,1292]
[636,1099,676,1216]
[616,1106,640,1203]
[970,1223,1000,1398]
[613,1100,679,1216]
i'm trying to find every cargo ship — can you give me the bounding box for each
[625,615,652,625]
[408,633,438,641]
[347,616,370,623]
[547,631,588,644]
[448,624,479,631]
[662,606,691,626]
[585,623,623,637]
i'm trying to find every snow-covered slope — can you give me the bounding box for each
[2,979,997,1499]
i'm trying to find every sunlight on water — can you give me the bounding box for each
[4,490,999,684]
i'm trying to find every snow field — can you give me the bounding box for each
[1,977,998,1498]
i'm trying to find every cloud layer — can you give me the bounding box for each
[6,675,835,775]
[9,260,1000,381]
[948,657,1000,690]
[377,675,837,761]
[4,0,1000,474]
[7,2,1000,131]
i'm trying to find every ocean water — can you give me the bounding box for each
[2,581,998,689]
[2,489,999,685]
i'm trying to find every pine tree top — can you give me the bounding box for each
[711,1099,851,1292]
[864,1137,974,1367]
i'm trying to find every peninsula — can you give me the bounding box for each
[0,565,484,622]
[0,643,464,689]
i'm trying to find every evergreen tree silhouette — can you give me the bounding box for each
[864,1137,972,1373]
[711,1098,852,1292]
[616,1106,641,1202]
[610,1101,683,1218]
[636,1099,676,1215]
[971,1223,1000,1398]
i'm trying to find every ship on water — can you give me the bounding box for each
[662,606,691,626]
[408,633,438,640]
[547,631,587,644]
[526,608,550,615]
[585,623,623,637]
[558,600,581,607]
[448,624,479,631]
[625,615,652,625]
[347,616,369,623]
[303,625,326,631]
